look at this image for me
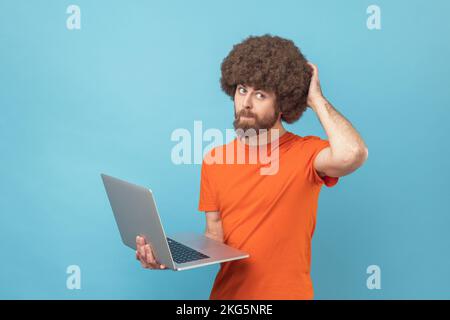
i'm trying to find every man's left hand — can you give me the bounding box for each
[306,62,325,110]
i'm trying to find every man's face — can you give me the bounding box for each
[233,84,280,135]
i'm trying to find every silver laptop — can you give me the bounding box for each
[101,173,249,271]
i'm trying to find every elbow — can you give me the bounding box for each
[336,147,368,173]
[355,147,369,163]
[343,147,368,167]
[360,147,369,163]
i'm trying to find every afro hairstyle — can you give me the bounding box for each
[220,34,313,123]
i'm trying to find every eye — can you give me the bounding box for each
[256,92,265,99]
[238,86,247,94]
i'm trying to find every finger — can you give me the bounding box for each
[145,244,156,264]
[139,235,149,246]
[137,251,147,266]
[307,61,317,69]
[136,236,143,253]
[137,251,148,267]
[307,62,318,74]
[136,250,146,264]
[139,254,155,269]
[145,244,153,263]
[139,244,147,262]
[137,235,146,246]
[143,259,158,269]
[146,243,164,269]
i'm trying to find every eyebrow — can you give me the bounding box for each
[240,84,267,93]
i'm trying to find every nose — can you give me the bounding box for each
[242,92,252,109]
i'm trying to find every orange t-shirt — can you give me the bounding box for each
[198,131,339,300]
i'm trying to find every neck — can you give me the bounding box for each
[239,122,287,146]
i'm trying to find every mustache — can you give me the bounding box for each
[236,109,257,119]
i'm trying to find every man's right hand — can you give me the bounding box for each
[136,235,167,270]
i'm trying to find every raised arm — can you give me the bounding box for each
[307,62,369,178]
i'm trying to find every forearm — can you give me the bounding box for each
[205,227,224,243]
[204,213,224,243]
[310,97,368,162]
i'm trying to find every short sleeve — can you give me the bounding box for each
[304,136,339,188]
[198,154,219,212]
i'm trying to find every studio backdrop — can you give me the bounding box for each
[0,0,449,299]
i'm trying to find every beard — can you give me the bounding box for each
[233,107,280,138]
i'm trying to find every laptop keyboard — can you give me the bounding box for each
[167,237,210,264]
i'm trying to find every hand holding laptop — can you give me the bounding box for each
[135,235,167,270]
[101,173,249,271]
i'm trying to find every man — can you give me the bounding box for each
[136,34,368,299]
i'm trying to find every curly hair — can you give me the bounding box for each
[220,34,312,124]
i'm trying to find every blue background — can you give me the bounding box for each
[1,0,449,299]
